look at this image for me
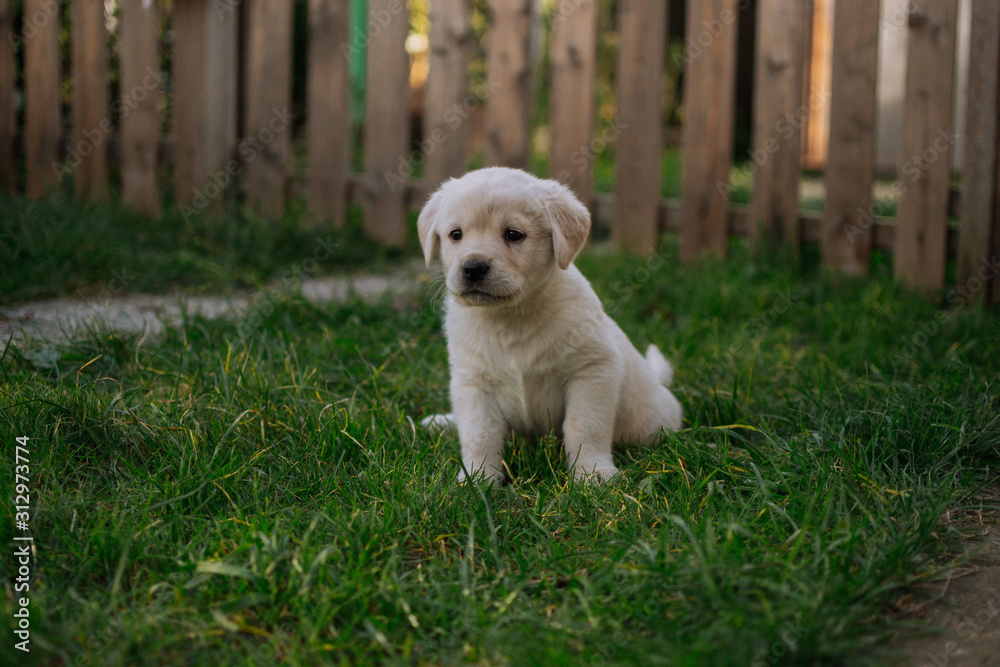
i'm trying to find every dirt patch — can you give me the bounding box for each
[886,488,1000,666]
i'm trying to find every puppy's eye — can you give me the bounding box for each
[504,229,525,243]
[449,229,463,242]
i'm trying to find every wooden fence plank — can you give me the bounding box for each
[307,0,351,225]
[549,0,597,209]
[485,0,533,169]
[204,4,239,186]
[24,0,62,198]
[243,0,293,218]
[612,0,666,253]
[0,0,15,191]
[821,0,880,275]
[959,0,1000,305]
[895,0,959,291]
[363,0,409,245]
[71,0,109,199]
[119,0,161,218]
[680,0,738,260]
[422,0,472,200]
[751,0,809,248]
[172,0,209,208]
[174,1,239,213]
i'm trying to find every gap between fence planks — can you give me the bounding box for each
[307,0,351,226]
[549,0,597,210]
[71,0,109,199]
[751,0,810,249]
[485,0,534,170]
[895,0,959,291]
[613,0,666,254]
[24,0,61,199]
[680,0,738,261]
[821,0,880,276]
[960,0,1000,305]
[243,0,293,218]
[0,0,15,191]
[364,0,410,245]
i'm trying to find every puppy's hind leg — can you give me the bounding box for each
[421,413,456,433]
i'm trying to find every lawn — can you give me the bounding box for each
[2,198,999,665]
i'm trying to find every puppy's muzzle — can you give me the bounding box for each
[462,260,491,284]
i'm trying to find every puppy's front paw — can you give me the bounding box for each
[457,467,504,488]
[421,413,456,433]
[573,463,620,484]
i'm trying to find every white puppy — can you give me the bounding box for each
[418,167,682,484]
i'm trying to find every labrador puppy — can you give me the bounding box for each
[418,167,682,484]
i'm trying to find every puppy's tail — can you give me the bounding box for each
[645,345,674,387]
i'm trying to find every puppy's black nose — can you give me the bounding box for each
[462,260,490,283]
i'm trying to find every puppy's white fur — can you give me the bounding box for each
[418,167,682,484]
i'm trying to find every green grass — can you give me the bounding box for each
[0,194,418,305]
[2,236,998,665]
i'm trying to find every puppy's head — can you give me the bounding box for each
[417,168,590,308]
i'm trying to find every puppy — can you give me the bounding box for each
[418,167,682,484]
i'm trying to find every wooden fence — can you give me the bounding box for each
[1,0,998,304]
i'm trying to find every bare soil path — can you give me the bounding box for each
[886,488,1000,667]
[0,262,430,352]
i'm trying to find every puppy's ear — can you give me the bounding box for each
[539,181,591,270]
[417,185,446,268]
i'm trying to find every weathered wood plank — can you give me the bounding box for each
[549,0,597,209]
[71,0,109,199]
[204,3,239,188]
[485,0,533,169]
[119,0,161,217]
[307,0,352,226]
[751,0,809,248]
[959,0,1000,305]
[821,0,880,275]
[172,0,209,208]
[24,0,62,198]
[422,0,472,200]
[895,0,959,291]
[243,0,293,218]
[680,0,738,260]
[612,0,667,253]
[363,0,409,244]
[0,0,17,191]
